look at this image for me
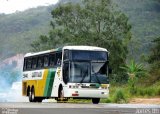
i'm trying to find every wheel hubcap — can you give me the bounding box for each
[32,92,34,100]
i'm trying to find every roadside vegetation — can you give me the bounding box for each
[105,39,160,103]
[103,82,160,103]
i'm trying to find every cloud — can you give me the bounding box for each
[0,0,59,14]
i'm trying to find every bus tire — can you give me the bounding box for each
[92,98,100,104]
[27,86,30,96]
[57,86,64,102]
[57,86,68,103]
[29,87,35,102]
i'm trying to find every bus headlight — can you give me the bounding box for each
[69,85,79,89]
[101,84,109,89]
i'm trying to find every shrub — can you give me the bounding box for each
[137,88,145,96]
[136,87,159,97]
[145,88,155,96]
[105,98,112,103]
[157,87,160,96]
[112,89,127,103]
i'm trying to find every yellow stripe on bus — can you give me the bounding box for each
[35,69,49,96]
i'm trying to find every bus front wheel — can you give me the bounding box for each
[92,98,100,104]
[57,86,68,102]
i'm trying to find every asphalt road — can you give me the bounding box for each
[0,103,160,114]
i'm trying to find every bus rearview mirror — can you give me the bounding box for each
[109,68,112,74]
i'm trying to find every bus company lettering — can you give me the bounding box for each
[57,68,61,77]
[32,72,42,78]
[23,74,28,78]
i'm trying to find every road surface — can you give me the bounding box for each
[0,102,160,114]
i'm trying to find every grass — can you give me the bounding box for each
[112,89,128,103]
[136,86,160,97]
[102,81,160,103]
[68,99,91,103]
[100,85,130,103]
[130,80,160,97]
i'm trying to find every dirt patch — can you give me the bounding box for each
[129,98,160,104]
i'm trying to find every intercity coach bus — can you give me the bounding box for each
[22,46,110,104]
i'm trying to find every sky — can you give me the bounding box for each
[0,0,59,14]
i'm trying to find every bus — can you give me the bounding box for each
[22,46,110,104]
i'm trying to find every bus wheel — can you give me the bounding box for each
[29,87,35,102]
[57,87,66,103]
[92,98,100,104]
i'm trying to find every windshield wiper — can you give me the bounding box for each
[95,73,101,84]
[80,70,88,83]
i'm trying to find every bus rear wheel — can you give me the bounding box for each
[29,87,35,102]
[29,88,43,102]
[92,98,100,104]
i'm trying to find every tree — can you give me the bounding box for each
[121,60,146,78]
[31,0,132,83]
[121,60,146,94]
[148,37,160,83]
[148,37,160,68]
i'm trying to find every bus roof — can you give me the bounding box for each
[24,46,107,57]
[24,48,62,57]
[63,46,107,51]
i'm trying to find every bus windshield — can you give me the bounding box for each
[68,62,109,84]
[63,50,109,84]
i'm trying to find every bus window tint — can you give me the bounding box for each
[49,54,55,67]
[23,59,27,70]
[27,58,32,69]
[56,52,62,65]
[37,57,44,68]
[44,55,49,67]
[32,57,37,69]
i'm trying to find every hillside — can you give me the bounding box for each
[114,0,160,59]
[0,6,54,60]
[0,0,160,61]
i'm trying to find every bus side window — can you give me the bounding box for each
[37,56,44,68]
[26,58,32,70]
[23,59,27,71]
[32,57,37,69]
[49,54,55,67]
[44,55,49,67]
[55,52,62,66]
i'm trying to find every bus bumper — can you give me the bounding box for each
[64,88,109,98]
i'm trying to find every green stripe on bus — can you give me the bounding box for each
[56,47,62,51]
[44,69,56,97]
